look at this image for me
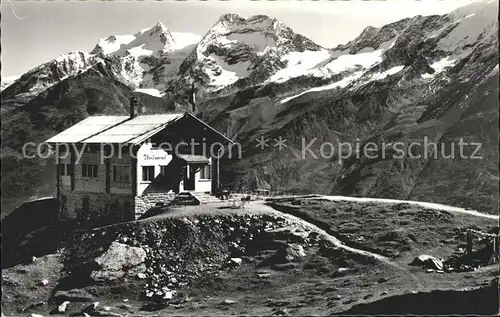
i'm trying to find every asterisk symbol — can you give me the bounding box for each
[273,136,287,150]
[255,136,269,150]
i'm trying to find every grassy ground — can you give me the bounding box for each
[267,198,497,262]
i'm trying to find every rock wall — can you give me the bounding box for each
[59,187,178,225]
[60,190,134,225]
[134,192,176,218]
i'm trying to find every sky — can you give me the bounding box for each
[1,0,483,78]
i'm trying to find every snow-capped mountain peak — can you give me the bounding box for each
[173,13,326,91]
[92,22,177,57]
[197,14,281,57]
[199,13,322,55]
[0,75,20,92]
[88,23,203,95]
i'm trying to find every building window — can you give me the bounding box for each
[142,166,155,182]
[160,165,168,175]
[112,165,130,182]
[59,163,73,176]
[82,164,98,178]
[200,165,212,180]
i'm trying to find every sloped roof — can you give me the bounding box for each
[177,154,210,163]
[45,116,128,143]
[83,113,184,144]
[46,113,183,144]
[45,112,234,145]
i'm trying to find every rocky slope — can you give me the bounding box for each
[1,1,498,214]
[2,201,498,316]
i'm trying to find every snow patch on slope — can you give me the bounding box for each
[95,35,136,55]
[272,45,388,83]
[171,32,202,49]
[134,88,164,97]
[269,50,331,83]
[227,32,274,55]
[422,57,456,79]
[371,65,405,80]
[277,46,401,104]
[128,45,154,57]
[324,49,385,73]
[54,51,94,68]
[279,71,364,105]
[206,54,252,87]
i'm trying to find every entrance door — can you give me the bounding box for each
[183,165,195,191]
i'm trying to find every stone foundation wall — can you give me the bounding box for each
[134,192,176,218]
[59,187,178,225]
[60,190,134,226]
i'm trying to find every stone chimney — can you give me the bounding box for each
[130,96,138,118]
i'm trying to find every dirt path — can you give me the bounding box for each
[248,202,424,289]
[314,196,498,220]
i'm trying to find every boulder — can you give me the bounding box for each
[265,227,309,244]
[284,244,306,262]
[163,291,174,300]
[39,279,49,286]
[136,272,147,279]
[229,258,243,266]
[410,254,443,270]
[264,243,307,268]
[58,301,70,313]
[52,289,94,303]
[90,242,146,281]
[221,299,237,305]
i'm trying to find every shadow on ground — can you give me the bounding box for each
[340,278,499,315]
